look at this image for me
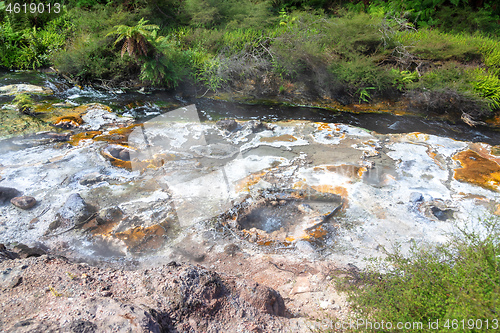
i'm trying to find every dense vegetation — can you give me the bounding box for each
[335,218,500,332]
[0,0,499,121]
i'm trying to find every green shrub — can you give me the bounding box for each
[329,57,394,91]
[394,29,481,62]
[355,0,500,34]
[53,34,137,84]
[139,35,189,87]
[182,0,274,29]
[391,69,419,91]
[433,5,500,35]
[336,218,500,332]
[0,11,70,69]
[407,63,474,92]
[52,5,139,83]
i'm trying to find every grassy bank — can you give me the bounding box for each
[334,218,500,332]
[0,0,499,122]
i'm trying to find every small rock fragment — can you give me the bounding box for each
[0,244,18,262]
[79,172,108,186]
[409,192,424,203]
[10,196,37,210]
[96,206,123,225]
[0,266,26,289]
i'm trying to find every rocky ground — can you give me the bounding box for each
[0,244,350,332]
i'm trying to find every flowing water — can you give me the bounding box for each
[1,70,500,268]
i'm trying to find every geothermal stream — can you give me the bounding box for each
[1,71,500,325]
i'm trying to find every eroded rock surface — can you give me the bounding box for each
[0,84,53,96]
[0,252,288,332]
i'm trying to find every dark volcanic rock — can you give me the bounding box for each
[68,320,98,333]
[246,120,268,133]
[0,244,18,262]
[0,187,22,205]
[216,118,239,131]
[10,196,37,210]
[12,244,47,258]
[431,206,455,221]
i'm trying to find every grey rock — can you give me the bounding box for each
[409,192,424,203]
[216,119,239,131]
[13,244,47,258]
[1,266,25,289]
[79,172,108,186]
[53,193,96,230]
[0,244,18,262]
[69,320,98,333]
[96,206,124,225]
[0,187,22,205]
[45,132,71,142]
[431,206,455,221]
[10,196,37,210]
[295,240,316,255]
[245,120,267,133]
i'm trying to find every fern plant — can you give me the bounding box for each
[107,18,159,61]
[473,72,500,110]
[356,87,375,103]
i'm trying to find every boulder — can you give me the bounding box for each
[0,187,22,205]
[12,244,47,259]
[51,193,96,231]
